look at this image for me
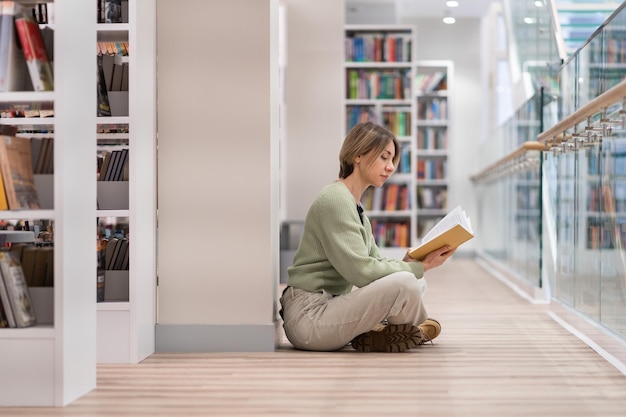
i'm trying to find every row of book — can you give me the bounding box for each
[371,219,410,248]
[589,37,626,65]
[98,236,129,271]
[417,158,447,180]
[396,142,411,175]
[98,0,124,24]
[31,137,54,175]
[362,183,410,212]
[345,32,412,63]
[346,106,377,132]
[0,109,54,118]
[98,148,129,181]
[0,251,37,328]
[586,219,626,250]
[0,1,54,92]
[9,243,53,287]
[346,106,412,137]
[417,97,448,121]
[415,72,447,93]
[381,109,411,137]
[586,185,626,213]
[417,127,448,150]
[346,69,412,100]
[417,186,447,210]
[97,41,129,57]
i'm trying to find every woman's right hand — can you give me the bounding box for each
[421,245,455,272]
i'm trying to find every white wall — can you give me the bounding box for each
[283,0,344,221]
[155,0,279,352]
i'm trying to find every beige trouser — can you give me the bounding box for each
[279,271,428,351]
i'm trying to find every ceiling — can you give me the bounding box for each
[396,0,496,18]
[346,0,497,22]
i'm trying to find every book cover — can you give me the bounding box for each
[409,206,474,261]
[0,251,36,327]
[0,1,29,92]
[14,8,54,91]
[0,135,41,210]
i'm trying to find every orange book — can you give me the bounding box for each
[384,184,399,211]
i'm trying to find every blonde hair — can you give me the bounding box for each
[339,121,399,179]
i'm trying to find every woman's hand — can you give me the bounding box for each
[420,245,455,272]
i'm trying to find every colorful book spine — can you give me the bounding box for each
[15,8,53,91]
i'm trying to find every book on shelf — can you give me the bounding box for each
[0,1,29,92]
[0,158,8,210]
[97,54,112,116]
[0,135,41,210]
[0,251,36,328]
[31,137,53,174]
[0,296,9,327]
[14,7,54,91]
[416,71,446,93]
[408,205,473,261]
[101,0,122,24]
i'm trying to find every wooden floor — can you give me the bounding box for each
[4,258,626,416]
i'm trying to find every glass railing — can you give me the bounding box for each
[473,91,548,295]
[541,95,626,339]
[476,3,626,341]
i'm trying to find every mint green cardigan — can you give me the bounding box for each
[287,182,424,295]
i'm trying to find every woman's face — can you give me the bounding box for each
[362,141,396,187]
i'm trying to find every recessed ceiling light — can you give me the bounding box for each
[534,1,544,7]
[443,16,456,24]
[524,17,536,24]
[446,0,459,7]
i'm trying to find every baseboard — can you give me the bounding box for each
[549,300,626,377]
[155,323,276,352]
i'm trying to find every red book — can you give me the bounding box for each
[15,9,53,91]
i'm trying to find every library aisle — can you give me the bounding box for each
[4,259,626,416]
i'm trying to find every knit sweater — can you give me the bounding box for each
[287,181,424,295]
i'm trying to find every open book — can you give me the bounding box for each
[408,206,474,261]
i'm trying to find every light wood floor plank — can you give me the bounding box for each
[2,259,626,416]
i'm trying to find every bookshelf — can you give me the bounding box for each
[95,0,156,364]
[415,60,453,242]
[344,24,415,256]
[0,0,96,406]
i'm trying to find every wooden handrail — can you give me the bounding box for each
[537,78,626,143]
[470,141,545,183]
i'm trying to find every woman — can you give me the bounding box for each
[280,121,455,352]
